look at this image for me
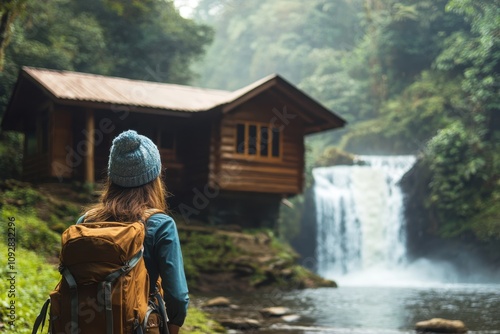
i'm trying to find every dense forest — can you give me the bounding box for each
[188,0,499,261]
[0,0,499,259]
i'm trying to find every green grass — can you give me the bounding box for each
[179,229,239,287]
[183,304,225,333]
[0,205,60,257]
[0,243,60,333]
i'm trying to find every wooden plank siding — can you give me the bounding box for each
[208,117,221,189]
[50,108,73,180]
[213,93,305,195]
[176,121,211,192]
[23,154,51,181]
[22,103,53,181]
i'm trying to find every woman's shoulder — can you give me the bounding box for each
[146,212,176,228]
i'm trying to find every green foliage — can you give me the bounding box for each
[439,0,499,121]
[314,146,357,168]
[341,70,464,153]
[193,0,364,90]
[0,132,22,179]
[0,180,83,233]
[469,193,500,241]
[183,305,226,333]
[0,244,60,333]
[178,229,239,286]
[424,121,498,236]
[72,0,213,84]
[0,0,28,70]
[277,195,304,243]
[0,205,61,256]
[377,0,467,94]
[2,186,43,207]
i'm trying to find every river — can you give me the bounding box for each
[216,282,500,333]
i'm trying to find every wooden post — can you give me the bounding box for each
[85,109,95,184]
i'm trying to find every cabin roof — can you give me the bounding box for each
[22,67,232,112]
[2,67,346,133]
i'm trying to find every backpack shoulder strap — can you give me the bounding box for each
[31,298,50,334]
[141,209,166,223]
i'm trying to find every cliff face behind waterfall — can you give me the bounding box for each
[402,159,500,273]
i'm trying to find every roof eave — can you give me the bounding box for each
[52,98,201,117]
[1,68,55,131]
[220,74,347,131]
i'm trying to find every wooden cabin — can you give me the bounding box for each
[1,67,345,227]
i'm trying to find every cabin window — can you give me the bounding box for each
[236,124,245,154]
[235,122,282,159]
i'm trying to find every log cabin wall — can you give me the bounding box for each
[207,191,282,228]
[50,106,73,180]
[22,103,52,181]
[96,111,206,194]
[176,120,211,192]
[126,114,190,194]
[49,106,120,183]
[214,92,305,195]
[208,116,221,190]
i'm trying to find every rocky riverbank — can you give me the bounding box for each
[194,296,304,332]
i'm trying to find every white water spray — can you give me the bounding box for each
[313,156,416,282]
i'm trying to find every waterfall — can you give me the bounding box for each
[313,155,416,279]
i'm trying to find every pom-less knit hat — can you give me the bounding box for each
[108,130,161,187]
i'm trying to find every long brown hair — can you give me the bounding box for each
[84,176,168,222]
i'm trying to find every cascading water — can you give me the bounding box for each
[313,155,416,280]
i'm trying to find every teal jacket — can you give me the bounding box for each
[76,213,189,326]
[143,213,189,326]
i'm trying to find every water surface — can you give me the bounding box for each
[219,283,500,333]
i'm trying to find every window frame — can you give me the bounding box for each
[234,121,283,160]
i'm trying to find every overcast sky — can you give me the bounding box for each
[173,0,200,18]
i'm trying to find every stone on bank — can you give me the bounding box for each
[415,318,467,333]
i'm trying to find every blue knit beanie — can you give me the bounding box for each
[108,130,161,187]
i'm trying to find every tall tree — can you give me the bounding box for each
[438,0,499,134]
[0,0,28,70]
[193,0,364,90]
[72,0,213,83]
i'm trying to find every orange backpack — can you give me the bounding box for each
[32,211,169,334]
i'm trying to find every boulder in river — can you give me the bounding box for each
[281,314,300,322]
[203,296,231,308]
[415,318,467,333]
[219,318,261,330]
[260,306,291,317]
